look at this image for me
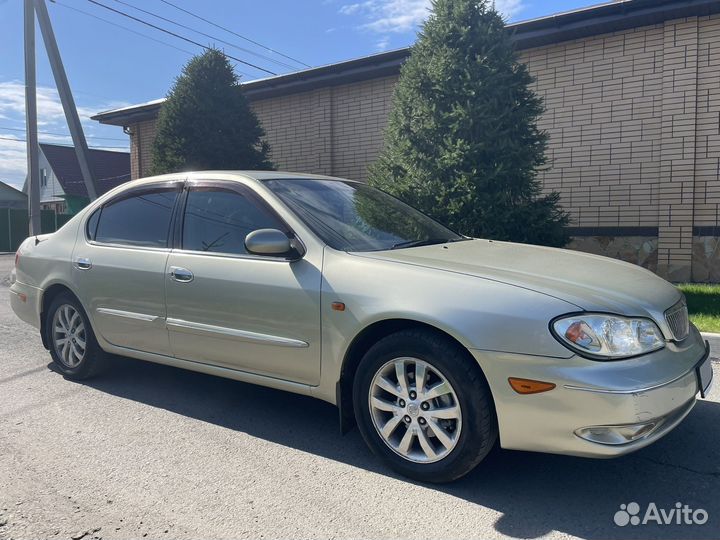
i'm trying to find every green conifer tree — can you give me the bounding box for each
[152,49,273,174]
[369,0,569,246]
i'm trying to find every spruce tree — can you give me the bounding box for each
[369,0,569,246]
[151,49,273,174]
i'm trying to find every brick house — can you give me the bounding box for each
[92,0,720,282]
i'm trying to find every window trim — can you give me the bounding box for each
[175,179,305,261]
[86,207,101,241]
[84,181,184,251]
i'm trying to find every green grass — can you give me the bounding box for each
[678,284,720,333]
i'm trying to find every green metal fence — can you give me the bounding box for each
[0,208,73,252]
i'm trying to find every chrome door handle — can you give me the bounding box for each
[74,257,92,270]
[169,266,194,283]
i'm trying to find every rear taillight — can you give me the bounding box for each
[15,250,19,267]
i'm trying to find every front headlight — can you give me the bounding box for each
[552,314,665,359]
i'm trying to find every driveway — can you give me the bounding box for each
[1,253,719,540]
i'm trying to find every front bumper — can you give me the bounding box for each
[471,325,710,458]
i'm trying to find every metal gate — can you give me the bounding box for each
[0,208,73,252]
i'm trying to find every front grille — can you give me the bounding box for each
[665,301,689,341]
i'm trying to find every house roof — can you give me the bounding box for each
[0,180,26,198]
[92,0,720,127]
[40,143,130,198]
[0,180,27,208]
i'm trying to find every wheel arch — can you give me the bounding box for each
[336,318,494,434]
[40,282,84,350]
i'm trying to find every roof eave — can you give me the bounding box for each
[510,0,720,49]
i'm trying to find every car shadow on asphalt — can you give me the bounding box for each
[62,356,720,540]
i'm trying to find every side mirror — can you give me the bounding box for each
[245,228,294,257]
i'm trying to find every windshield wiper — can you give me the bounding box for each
[391,238,455,250]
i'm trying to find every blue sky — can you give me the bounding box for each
[0,0,600,188]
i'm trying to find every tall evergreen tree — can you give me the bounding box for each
[151,49,273,174]
[369,0,569,246]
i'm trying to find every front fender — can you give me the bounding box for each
[315,248,577,403]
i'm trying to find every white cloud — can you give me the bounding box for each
[495,0,525,19]
[339,3,363,15]
[0,81,126,126]
[0,137,29,190]
[340,0,429,34]
[0,80,130,188]
[339,0,526,35]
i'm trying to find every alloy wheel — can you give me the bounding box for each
[52,304,87,368]
[368,357,462,463]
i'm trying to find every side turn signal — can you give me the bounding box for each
[508,377,556,395]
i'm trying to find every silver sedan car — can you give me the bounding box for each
[10,171,714,482]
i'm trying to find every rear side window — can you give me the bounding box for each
[182,187,286,255]
[95,188,178,248]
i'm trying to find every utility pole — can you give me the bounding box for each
[24,0,41,235]
[34,0,98,200]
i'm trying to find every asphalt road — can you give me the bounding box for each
[1,253,719,540]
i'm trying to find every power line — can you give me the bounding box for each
[51,0,197,58]
[51,1,253,78]
[86,0,276,76]
[158,0,310,69]
[111,0,297,71]
[0,125,126,142]
[0,135,129,150]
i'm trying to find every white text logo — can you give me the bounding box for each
[614,502,708,527]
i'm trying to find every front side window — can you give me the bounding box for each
[182,187,287,256]
[264,179,462,252]
[94,188,178,248]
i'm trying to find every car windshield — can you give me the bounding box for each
[263,179,463,252]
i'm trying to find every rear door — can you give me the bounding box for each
[164,180,322,385]
[73,181,182,356]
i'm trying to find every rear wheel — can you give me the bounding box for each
[353,329,497,483]
[45,292,106,380]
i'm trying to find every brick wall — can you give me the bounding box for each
[251,76,397,181]
[125,14,720,281]
[130,119,157,179]
[518,14,720,281]
[134,75,396,182]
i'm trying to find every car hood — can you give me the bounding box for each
[356,239,682,318]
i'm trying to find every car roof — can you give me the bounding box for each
[88,170,363,207]
[128,170,358,185]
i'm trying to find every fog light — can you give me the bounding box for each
[575,420,663,445]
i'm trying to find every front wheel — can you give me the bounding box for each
[45,292,106,380]
[353,329,497,483]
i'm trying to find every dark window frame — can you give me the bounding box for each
[84,181,184,250]
[85,207,101,241]
[176,180,302,260]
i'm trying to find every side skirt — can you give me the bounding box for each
[101,343,317,398]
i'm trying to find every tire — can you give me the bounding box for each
[45,292,107,380]
[353,329,497,483]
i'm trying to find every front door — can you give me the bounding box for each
[164,181,322,385]
[73,182,182,356]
